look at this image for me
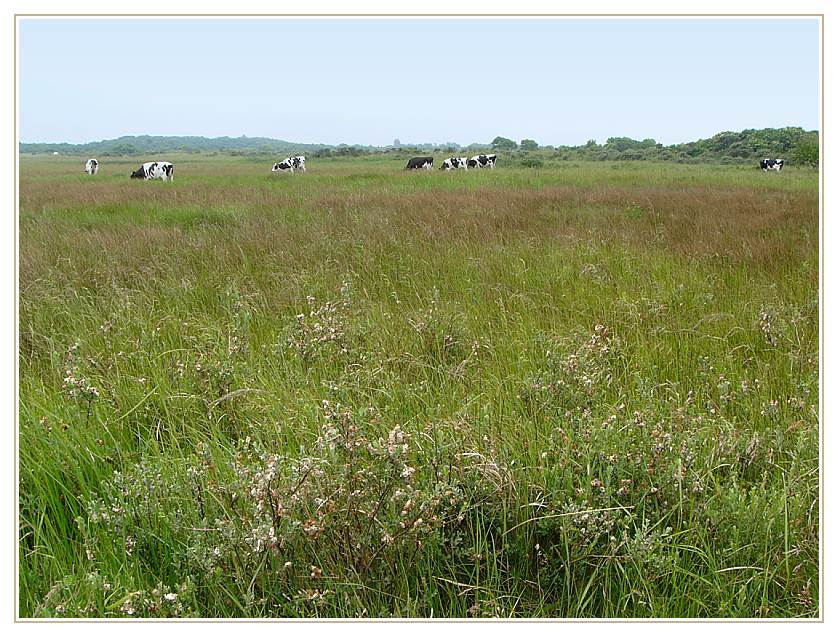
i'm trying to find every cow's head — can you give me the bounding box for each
[130,169,143,179]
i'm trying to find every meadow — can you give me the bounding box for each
[18,153,819,618]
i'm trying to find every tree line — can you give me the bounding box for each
[490,127,818,166]
[20,127,818,166]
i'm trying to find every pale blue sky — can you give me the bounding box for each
[19,18,820,146]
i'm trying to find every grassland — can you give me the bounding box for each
[18,154,819,618]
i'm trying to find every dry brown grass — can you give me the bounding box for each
[20,173,817,290]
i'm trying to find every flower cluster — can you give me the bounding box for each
[62,367,100,401]
[523,325,619,411]
[288,292,353,361]
[758,308,776,346]
[117,583,189,618]
[61,341,100,402]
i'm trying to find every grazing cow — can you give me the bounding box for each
[130,161,174,181]
[440,157,469,171]
[405,156,434,170]
[84,158,99,175]
[272,156,306,173]
[760,158,784,172]
[466,154,498,169]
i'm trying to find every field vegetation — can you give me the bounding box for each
[18,154,819,618]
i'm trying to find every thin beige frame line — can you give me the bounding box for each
[11,11,826,624]
[818,13,824,626]
[13,12,825,623]
[11,12,826,16]
[11,13,826,625]
[13,10,19,625]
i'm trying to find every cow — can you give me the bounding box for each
[130,161,174,181]
[760,158,784,172]
[440,157,468,171]
[405,156,433,170]
[272,156,306,173]
[467,154,498,169]
[84,158,98,175]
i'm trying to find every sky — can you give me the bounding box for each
[18,18,820,147]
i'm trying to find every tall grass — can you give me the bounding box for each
[18,155,818,618]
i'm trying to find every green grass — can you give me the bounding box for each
[18,154,819,618]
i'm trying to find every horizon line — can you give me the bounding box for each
[18,124,820,149]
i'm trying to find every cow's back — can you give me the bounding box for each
[142,161,174,180]
[405,156,433,170]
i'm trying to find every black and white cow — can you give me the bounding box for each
[272,156,306,173]
[130,161,174,181]
[760,158,784,172]
[405,156,434,170]
[466,154,498,169]
[440,157,468,171]
[84,158,99,175]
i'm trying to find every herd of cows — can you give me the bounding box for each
[79,154,785,180]
[84,158,176,181]
[79,153,500,180]
[403,153,498,170]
